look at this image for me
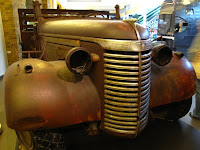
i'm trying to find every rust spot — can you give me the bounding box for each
[15,64,21,76]
[12,116,47,130]
[88,116,93,121]
[97,111,101,119]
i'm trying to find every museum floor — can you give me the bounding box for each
[0,75,200,150]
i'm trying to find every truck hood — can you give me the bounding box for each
[38,19,149,40]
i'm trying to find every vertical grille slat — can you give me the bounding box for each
[103,49,151,137]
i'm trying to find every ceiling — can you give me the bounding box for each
[57,0,164,15]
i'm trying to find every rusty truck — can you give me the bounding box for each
[3,1,196,150]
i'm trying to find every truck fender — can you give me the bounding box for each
[150,53,196,108]
[3,59,101,130]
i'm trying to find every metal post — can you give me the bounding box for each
[115,5,120,20]
[33,0,44,22]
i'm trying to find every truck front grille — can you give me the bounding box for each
[103,49,151,137]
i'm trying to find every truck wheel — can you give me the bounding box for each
[16,129,65,150]
[16,131,36,150]
[151,97,192,121]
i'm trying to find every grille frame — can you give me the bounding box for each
[102,48,151,137]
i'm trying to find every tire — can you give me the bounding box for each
[16,131,36,150]
[16,129,65,150]
[151,97,192,121]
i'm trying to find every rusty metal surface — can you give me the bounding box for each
[150,53,197,108]
[135,24,149,40]
[41,34,152,52]
[102,49,151,137]
[3,59,101,130]
[5,1,196,138]
[151,44,172,66]
[18,8,109,33]
[65,47,92,74]
[38,19,138,40]
[80,42,105,106]
[18,6,109,59]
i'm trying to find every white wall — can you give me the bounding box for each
[0,10,8,76]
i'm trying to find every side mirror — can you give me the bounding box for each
[152,44,173,66]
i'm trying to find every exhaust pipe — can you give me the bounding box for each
[152,44,173,66]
